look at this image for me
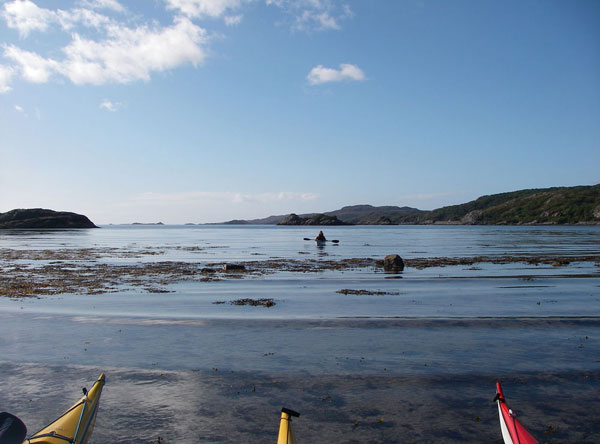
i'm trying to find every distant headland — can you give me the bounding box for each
[0,209,98,229]
[223,184,600,226]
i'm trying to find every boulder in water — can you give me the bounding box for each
[383,254,404,271]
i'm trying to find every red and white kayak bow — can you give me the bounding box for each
[495,382,539,444]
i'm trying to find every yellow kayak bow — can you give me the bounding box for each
[24,374,105,444]
[277,408,299,444]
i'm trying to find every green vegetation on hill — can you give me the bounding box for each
[325,205,425,224]
[423,185,600,225]
[0,209,98,229]
[222,184,600,225]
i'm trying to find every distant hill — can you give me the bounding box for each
[221,185,600,225]
[223,205,423,225]
[422,184,600,225]
[324,205,425,224]
[0,209,98,229]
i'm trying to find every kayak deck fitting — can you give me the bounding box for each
[277,408,299,444]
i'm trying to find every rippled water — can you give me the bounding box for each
[1,225,599,443]
[1,224,599,258]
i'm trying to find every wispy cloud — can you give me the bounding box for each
[268,0,353,32]
[99,99,122,111]
[307,63,365,85]
[164,0,351,32]
[133,191,319,205]
[79,0,126,13]
[163,0,245,19]
[224,14,242,26]
[0,65,13,93]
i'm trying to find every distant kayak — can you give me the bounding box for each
[303,238,339,245]
[25,374,105,444]
[495,382,539,444]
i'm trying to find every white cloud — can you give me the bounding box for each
[224,14,242,26]
[3,45,59,83]
[2,1,116,35]
[307,63,365,85]
[62,18,207,85]
[4,17,207,86]
[163,0,245,18]
[0,65,14,93]
[99,99,122,111]
[2,0,56,36]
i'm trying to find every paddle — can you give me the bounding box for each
[303,238,339,243]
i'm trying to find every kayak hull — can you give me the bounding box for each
[25,374,105,444]
[277,408,299,444]
[496,382,539,444]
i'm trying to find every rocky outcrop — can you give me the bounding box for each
[277,213,350,225]
[278,214,306,225]
[383,254,404,272]
[0,209,97,229]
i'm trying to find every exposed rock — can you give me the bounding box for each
[223,263,246,272]
[383,254,404,271]
[370,216,395,225]
[231,298,275,307]
[461,210,484,224]
[0,208,97,229]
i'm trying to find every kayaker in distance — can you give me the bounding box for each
[315,231,326,242]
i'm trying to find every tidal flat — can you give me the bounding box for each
[0,225,599,443]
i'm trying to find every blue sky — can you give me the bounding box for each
[1,0,598,224]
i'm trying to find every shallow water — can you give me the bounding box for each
[1,224,599,260]
[1,225,599,443]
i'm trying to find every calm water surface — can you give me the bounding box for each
[1,225,599,442]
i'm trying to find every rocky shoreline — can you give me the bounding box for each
[1,245,598,299]
[0,209,97,229]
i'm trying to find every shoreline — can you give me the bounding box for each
[1,246,598,299]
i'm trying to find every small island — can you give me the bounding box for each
[277,213,349,225]
[0,209,98,229]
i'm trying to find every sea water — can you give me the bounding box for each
[1,225,599,443]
